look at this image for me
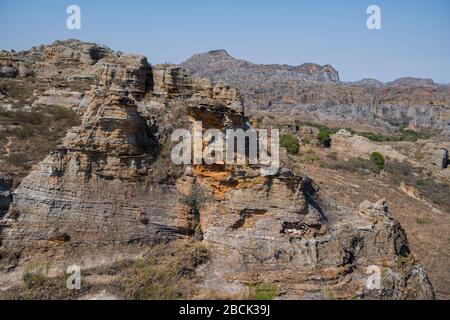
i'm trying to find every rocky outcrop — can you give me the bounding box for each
[1,40,118,81]
[194,163,435,299]
[330,129,407,161]
[330,130,450,184]
[32,88,87,114]
[151,64,241,104]
[0,51,32,78]
[428,147,448,170]
[0,55,243,254]
[94,54,152,99]
[418,143,450,182]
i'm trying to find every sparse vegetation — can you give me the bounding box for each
[354,129,430,143]
[416,217,433,225]
[298,152,320,165]
[280,133,300,155]
[0,106,80,181]
[295,121,432,146]
[150,140,185,184]
[181,182,210,239]
[248,283,278,300]
[322,288,337,300]
[122,240,210,300]
[385,161,450,212]
[324,156,382,175]
[181,182,209,215]
[0,80,34,106]
[22,271,47,289]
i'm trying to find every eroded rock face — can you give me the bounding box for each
[193,142,433,298]
[94,54,152,98]
[32,88,87,114]
[0,41,436,300]
[0,58,244,255]
[1,95,177,250]
[188,158,435,299]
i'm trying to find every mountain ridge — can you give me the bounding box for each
[181,49,450,135]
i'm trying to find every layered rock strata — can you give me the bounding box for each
[0,41,436,299]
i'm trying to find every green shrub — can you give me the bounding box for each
[355,129,430,143]
[280,134,300,155]
[296,122,337,148]
[398,129,430,142]
[302,138,311,145]
[181,182,210,239]
[249,283,277,300]
[357,132,390,142]
[181,182,209,214]
[317,131,332,148]
[370,152,385,172]
[22,271,47,289]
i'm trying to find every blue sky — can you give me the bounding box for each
[1,0,449,83]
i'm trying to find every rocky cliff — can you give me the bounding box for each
[0,40,437,299]
[181,51,450,135]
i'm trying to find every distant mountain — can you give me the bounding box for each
[350,78,383,87]
[181,49,340,87]
[181,51,450,134]
[388,77,435,87]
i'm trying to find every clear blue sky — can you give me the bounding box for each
[1,0,449,83]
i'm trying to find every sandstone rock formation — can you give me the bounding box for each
[0,40,438,300]
[32,88,87,114]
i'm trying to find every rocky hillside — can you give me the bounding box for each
[0,40,441,300]
[181,51,450,135]
[181,49,340,84]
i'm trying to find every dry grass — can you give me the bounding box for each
[121,240,210,300]
[0,106,80,184]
